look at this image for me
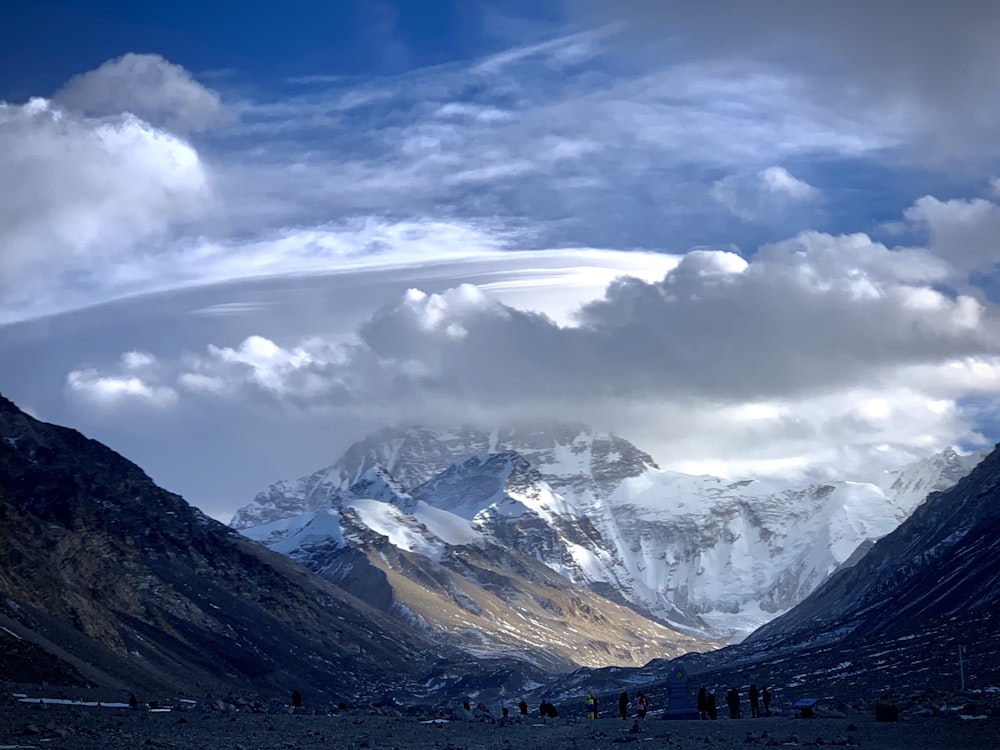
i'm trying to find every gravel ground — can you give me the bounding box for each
[2,703,999,750]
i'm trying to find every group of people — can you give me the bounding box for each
[584,690,648,720]
[698,684,772,720]
[464,683,772,724]
[461,696,550,722]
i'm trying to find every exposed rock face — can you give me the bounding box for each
[231,425,656,530]
[234,426,984,645]
[540,445,1000,708]
[0,394,449,702]
[747,442,1000,648]
[243,450,720,668]
[669,443,1000,704]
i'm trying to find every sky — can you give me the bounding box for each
[1,0,999,521]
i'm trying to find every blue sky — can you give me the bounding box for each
[1,0,999,519]
[1,0,554,96]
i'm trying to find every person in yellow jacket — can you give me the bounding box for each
[586,691,598,719]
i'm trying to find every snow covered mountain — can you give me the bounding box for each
[665,441,1000,705]
[240,449,719,668]
[231,425,654,529]
[232,426,985,644]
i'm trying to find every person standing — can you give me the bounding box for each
[636,692,648,720]
[619,691,629,719]
[586,691,596,720]
[519,698,528,717]
[762,687,772,717]
[697,687,707,720]
[749,684,760,718]
[707,691,718,720]
[727,688,740,719]
[501,696,510,718]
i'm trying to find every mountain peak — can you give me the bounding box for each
[234,428,986,642]
[232,423,657,528]
[347,464,412,505]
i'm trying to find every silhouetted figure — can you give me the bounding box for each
[762,687,772,717]
[636,691,647,720]
[519,699,528,716]
[707,691,717,720]
[727,688,740,719]
[697,687,707,720]
[291,690,302,709]
[128,693,137,709]
[749,684,760,718]
[540,700,558,718]
[501,696,510,718]
[619,691,629,719]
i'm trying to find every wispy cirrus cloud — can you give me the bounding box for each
[1,34,891,324]
[571,0,1000,164]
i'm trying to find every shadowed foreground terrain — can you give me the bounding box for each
[2,699,999,750]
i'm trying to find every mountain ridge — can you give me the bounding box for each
[0,394,466,701]
[233,424,985,643]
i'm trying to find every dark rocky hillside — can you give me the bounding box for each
[542,444,1000,710]
[0,394,451,703]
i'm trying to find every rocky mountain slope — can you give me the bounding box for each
[0,394,463,703]
[234,426,984,643]
[554,442,1000,711]
[747,441,1000,649]
[242,452,720,669]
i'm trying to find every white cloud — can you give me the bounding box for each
[64,216,1000,475]
[759,166,818,200]
[53,53,227,133]
[122,351,157,370]
[203,335,338,397]
[66,370,177,409]
[756,231,952,286]
[0,97,210,321]
[434,102,514,123]
[712,166,819,221]
[177,372,232,397]
[903,195,1000,273]
[470,27,611,74]
[0,39,960,327]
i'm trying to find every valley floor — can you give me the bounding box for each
[1,703,999,750]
